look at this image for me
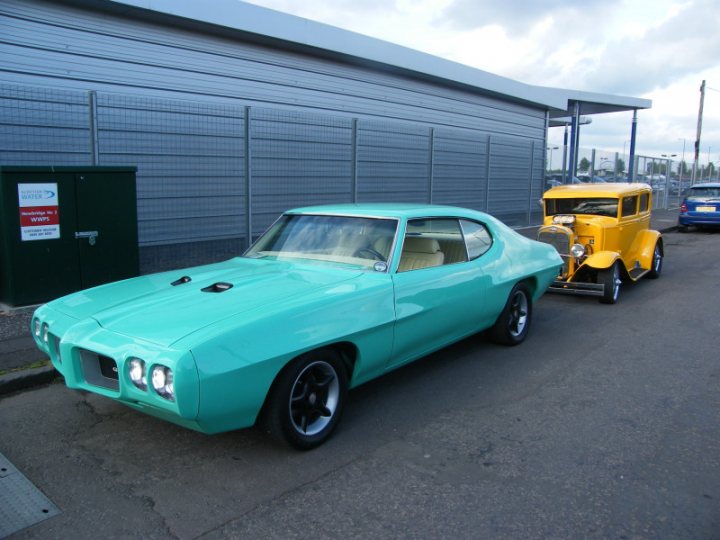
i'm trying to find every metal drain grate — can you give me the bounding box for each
[0,452,60,538]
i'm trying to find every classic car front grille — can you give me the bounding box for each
[48,334,61,364]
[538,229,572,276]
[80,349,120,391]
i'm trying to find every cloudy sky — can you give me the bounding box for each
[245,0,720,168]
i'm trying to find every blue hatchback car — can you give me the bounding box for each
[678,182,720,231]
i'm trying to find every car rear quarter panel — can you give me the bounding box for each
[500,228,563,302]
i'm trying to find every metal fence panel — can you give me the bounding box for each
[431,128,487,211]
[488,136,535,226]
[249,108,354,236]
[0,83,91,165]
[357,120,430,203]
[96,93,246,246]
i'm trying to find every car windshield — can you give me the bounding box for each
[686,187,720,200]
[545,197,618,218]
[244,214,398,269]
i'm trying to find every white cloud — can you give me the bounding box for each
[245,0,720,164]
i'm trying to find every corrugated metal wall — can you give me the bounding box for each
[0,0,547,272]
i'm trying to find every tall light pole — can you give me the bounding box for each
[691,80,706,184]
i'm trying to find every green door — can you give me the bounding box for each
[75,170,139,288]
[0,171,82,305]
[0,167,138,307]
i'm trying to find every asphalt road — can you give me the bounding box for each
[1,230,718,539]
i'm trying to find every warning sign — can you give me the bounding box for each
[18,183,60,241]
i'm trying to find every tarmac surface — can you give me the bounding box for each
[0,206,681,396]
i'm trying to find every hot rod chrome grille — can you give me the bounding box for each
[538,229,571,275]
[80,349,119,391]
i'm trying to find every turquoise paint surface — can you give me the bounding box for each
[32,205,562,434]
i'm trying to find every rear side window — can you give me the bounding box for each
[639,193,649,212]
[686,187,720,199]
[621,196,638,217]
[398,218,466,272]
[460,220,493,260]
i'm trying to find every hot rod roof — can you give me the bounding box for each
[543,183,652,198]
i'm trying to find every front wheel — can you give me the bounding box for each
[260,349,348,450]
[646,240,663,279]
[598,262,621,304]
[488,283,532,346]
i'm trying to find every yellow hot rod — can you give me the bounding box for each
[537,183,662,304]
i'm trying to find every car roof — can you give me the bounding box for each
[543,182,652,198]
[287,203,483,219]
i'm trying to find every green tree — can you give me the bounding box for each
[706,162,716,179]
[579,157,590,172]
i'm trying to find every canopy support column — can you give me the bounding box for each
[628,109,638,182]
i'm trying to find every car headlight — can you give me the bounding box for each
[570,243,586,258]
[128,358,147,391]
[552,214,576,225]
[151,365,174,401]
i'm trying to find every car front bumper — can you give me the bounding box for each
[547,280,605,297]
[31,305,203,431]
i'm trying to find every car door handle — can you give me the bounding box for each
[75,230,99,245]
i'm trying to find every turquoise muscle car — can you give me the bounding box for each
[32,204,562,449]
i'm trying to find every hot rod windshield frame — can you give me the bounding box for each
[545,197,619,218]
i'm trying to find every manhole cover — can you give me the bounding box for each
[0,452,60,538]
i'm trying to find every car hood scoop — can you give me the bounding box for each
[48,258,361,347]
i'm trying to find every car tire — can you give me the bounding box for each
[260,349,348,450]
[677,224,689,233]
[488,283,532,346]
[598,262,621,304]
[646,240,663,279]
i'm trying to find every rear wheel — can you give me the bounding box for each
[647,240,663,279]
[488,283,532,346]
[598,262,621,304]
[260,349,347,450]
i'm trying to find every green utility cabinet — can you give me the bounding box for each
[0,166,139,307]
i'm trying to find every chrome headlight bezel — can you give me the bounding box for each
[570,243,586,258]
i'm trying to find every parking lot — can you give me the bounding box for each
[1,230,718,539]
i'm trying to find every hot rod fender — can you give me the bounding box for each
[579,251,621,271]
[629,229,663,270]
